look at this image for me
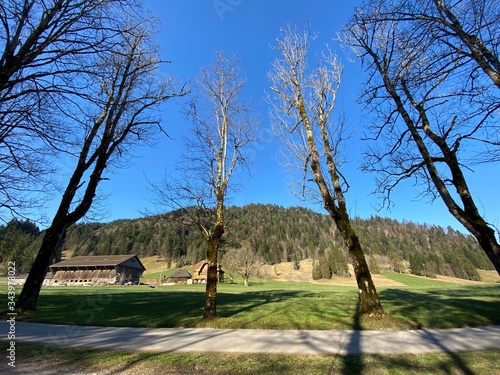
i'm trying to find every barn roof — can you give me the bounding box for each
[193,259,224,272]
[193,259,207,272]
[168,269,192,279]
[50,255,146,271]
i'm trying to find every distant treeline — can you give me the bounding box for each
[0,204,494,280]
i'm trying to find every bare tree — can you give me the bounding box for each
[16,19,185,311]
[358,0,500,90]
[268,24,384,316]
[223,243,261,287]
[149,52,257,318]
[341,0,500,275]
[0,0,140,221]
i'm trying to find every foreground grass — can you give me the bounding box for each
[3,342,500,375]
[2,276,499,374]
[2,275,499,330]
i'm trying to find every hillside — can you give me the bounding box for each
[138,255,499,286]
[0,204,496,281]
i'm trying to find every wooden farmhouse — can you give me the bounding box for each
[165,269,192,285]
[48,254,146,286]
[192,259,225,283]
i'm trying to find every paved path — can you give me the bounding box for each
[2,321,500,355]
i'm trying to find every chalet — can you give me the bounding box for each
[165,269,192,285]
[48,254,146,286]
[192,259,225,283]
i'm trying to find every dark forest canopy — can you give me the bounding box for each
[0,204,494,280]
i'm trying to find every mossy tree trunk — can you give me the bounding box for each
[269,24,384,316]
[154,53,255,318]
[16,222,68,311]
[203,193,225,319]
[327,205,384,316]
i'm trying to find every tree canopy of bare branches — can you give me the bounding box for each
[149,52,257,318]
[268,23,384,316]
[0,0,144,221]
[16,9,185,311]
[341,0,500,275]
[223,243,261,287]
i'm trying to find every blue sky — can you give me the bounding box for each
[47,0,499,233]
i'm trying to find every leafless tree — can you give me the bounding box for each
[16,18,185,311]
[268,24,384,316]
[149,52,257,318]
[223,243,261,287]
[0,0,141,221]
[341,0,500,275]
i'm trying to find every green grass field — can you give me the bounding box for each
[3,343,499,375]
[1,273,500,374]
[2,273,499,330]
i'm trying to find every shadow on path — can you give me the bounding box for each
[418,327,475,375]
[342,298,363,375]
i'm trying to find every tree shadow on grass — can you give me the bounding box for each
[216,289,358,329]
[17,287,353,329]
[10,342,497,375]
[337,286,493,375]
[379,286,500,328]
[376,287,494,375]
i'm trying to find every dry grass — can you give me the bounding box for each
[477,269,500,284]
[259,260,404,287]
[140,256,499,287]
[140,256,177,273]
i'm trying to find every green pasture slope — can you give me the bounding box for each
[1,273,499,330]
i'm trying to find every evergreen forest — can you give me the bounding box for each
[0,204,494,281]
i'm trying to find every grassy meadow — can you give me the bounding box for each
[1,272,500,374]
[4,343,500,375]
[2,272,499,330]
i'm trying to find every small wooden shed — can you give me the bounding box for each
[165,269,192,285]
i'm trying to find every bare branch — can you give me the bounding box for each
[340,0,500,275]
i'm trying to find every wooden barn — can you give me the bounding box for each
[192,259,225,283]
[165,269,192,285]
[48,254,146,286]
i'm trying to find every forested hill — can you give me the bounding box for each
[0,204,494,280]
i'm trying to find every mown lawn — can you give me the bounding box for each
[2,274,499,330]
[1,274,500,374]
[2,342,500,375]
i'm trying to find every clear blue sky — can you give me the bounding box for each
[47,0,499,234]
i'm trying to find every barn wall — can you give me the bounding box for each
[115,265,143,284]
[50,268,117,286]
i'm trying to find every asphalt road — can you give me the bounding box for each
[2,321,500,355]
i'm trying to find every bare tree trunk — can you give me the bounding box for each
[15,22,180,311]
[269,24,384,316]
[316,169,384,316]
[204,192,224,318]
[16,222,67,311]
[204,236,220,318]
[329,208,383,315]
[475,229,500,275]
[16,159,106,311]
[299,77,383,317]
[150,52,256,318]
